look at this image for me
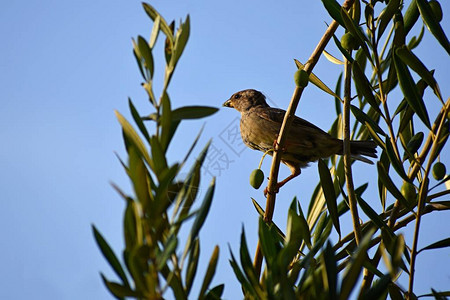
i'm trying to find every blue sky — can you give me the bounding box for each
[1,0,449,299]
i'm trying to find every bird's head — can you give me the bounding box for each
[223,89,269,112]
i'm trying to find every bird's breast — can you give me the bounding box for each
[240,111,279,152]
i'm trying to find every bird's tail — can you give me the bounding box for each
[338,140,378,164]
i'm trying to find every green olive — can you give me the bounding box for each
[341,32,359,51]
[401,181,416,203]
[294,69,309,88]
[432,162,446,180]
[429,0,443,22]
[250,169,265,189]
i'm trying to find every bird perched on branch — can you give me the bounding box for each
[223,89,377,194]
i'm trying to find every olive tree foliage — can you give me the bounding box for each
[93,3,222,299]
[93,1,450,299]
[233,0,449,299]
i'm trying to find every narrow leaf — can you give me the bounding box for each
[115,111,153,170]
[294,59,342,101]
[318,159,341,237]
[93,226,130,287]
[142,3,173,43]
[351,105,386,136]
[416,0,450,54]
[393,50,431,128]
[183,177,216,261]
[172,106,219,121]
[377,162,412,211]
[321,0,345,27]
[418,238,450,254]
[377,0,401,40]
[100,274,139,298]
[128,98,150,142]
[396,46,442,100]
[352,61,381,114]
[199,246,220,298]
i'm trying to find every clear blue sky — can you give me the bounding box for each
[1,1,449,299]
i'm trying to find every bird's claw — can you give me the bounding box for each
[263,185,280,197]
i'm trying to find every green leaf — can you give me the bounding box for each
[172,15,191,65]
[115,110,153,170]
[205,284,225,300]
[332,34,354,62]
[172,106,219,121]
[142,3,173,43]
[419,290,450,298]
[285,199,310,253]
[408,25,425,50]
[377,0,401,41]
[128,98,150,142]
[156,234,178,270]
[356,194,394,237]
[403,131,424,161]
[173,141,210,222]
[361,274,391,300]
[384,137,409,182]
[258,218,279,267]
[365,121,386,150]
[321,0,345,27]
[351,105,386,136]
[149,136,168,179]
[323,241,338,299]
[377,162,412,211]
[394,50,431,128]
[294,59,342,101]
[124,199,143,250]
[239,229,264,293]
[340,229,375,300]
[160,92,173,152]
[352,61,381,114]
[199,246,220,299]
[149,15,160,48]
[137,35,154,78]
[228,247,258,297]
[341,8,372,64]
[129,145,153,211]
[183,177,216,261]
[334,73,342,115]
[318,159,341,237]
[416,0,450,54]
[93,226,130,288]
[186,239,200,295]
[100,274,139,299]
[418,238,450,254]
[396,46,442,101]
[404,0,420,34]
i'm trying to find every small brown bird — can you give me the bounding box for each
[223,89,377,193]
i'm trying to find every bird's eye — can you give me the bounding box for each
[234,94,240,99]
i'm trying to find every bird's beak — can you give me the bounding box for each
[223,99,233,108]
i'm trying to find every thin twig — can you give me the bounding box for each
[343,55,362,244]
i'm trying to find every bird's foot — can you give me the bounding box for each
[263,185,280,197]
[272,139,287,153]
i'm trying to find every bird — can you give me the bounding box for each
[223,89,377,194]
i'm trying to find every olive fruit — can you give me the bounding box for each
[250,169,265,189]
[401,181,416,203]
[341,32,359,51]
[432,162,446,180]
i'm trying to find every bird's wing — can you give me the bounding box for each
[255,107,341,158]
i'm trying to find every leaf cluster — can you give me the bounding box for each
[93,3,222,299]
